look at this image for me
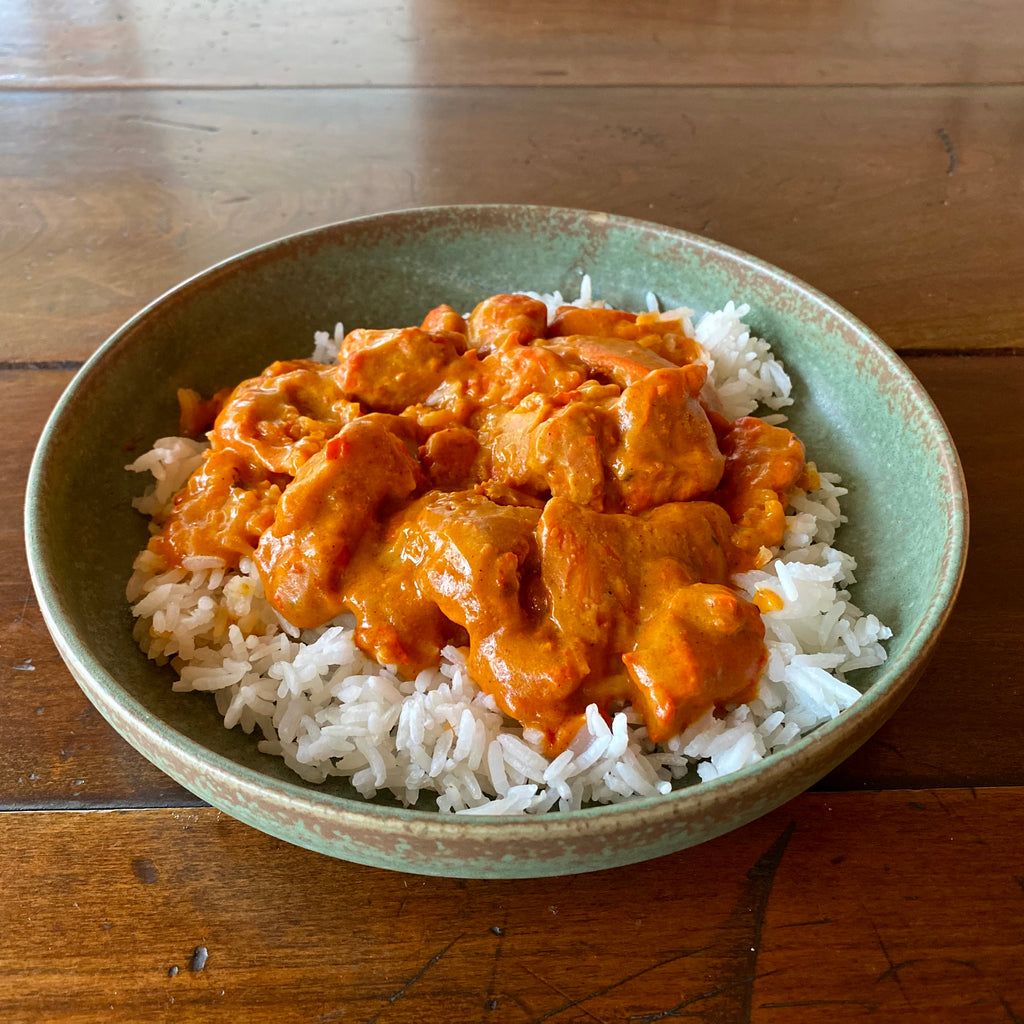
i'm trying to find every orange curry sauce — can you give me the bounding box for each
[149,295,815,753]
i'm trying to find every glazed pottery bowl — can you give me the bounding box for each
[26,205,967,878]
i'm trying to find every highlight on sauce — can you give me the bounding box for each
[147,294,817,754]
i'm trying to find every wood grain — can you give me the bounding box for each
[1,791,1022,1023]
[3,356,1020,807]
[3,86,1022,365]
[2,0,1023,88]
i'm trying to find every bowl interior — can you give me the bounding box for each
[26,206,967,868]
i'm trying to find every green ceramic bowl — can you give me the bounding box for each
[26,205,967,878]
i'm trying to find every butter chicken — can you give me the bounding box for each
[148,294,814,753]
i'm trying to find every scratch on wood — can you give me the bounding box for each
[521,961,610,1024]
[363,935,461,1024]
[876,957,925,984]
[526,944,713,1023]
[629,972,785,1024]
[395,888,410,918]
[937,128,958,174]
[867,917,910,1004]
[122,114,220,134]
[878,956,981,987]
[510,826,796,1024]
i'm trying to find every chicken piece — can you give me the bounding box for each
[420,303,467,336]
[466,293,549,352]
[547,306,638,339]
[415,315,584,426]
[548,306,703,367]
[536,496,736,662]
[623,583,766,743]
[148,448,283,569]
[350,489,591,731]
[485,363,725,515]
[345,483,545,676]
[483,382,620,509]
[176,386,232,437]
[418,492,593,735]
[407,490,543,635]
[543,334,677,387]
[544,319,724,412]
[532,496,757,747]
[342,493,464,675]
[211,360,360,476]
[472,341,584,410]
[420,337,584,427]
[401,335,583,432]
[418,424,481,490]
[711,416,807,567]
[338,326,467,413]
[609,364,725,513]
[254,416,423,629]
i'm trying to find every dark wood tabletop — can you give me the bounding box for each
[3,2,1023,1020]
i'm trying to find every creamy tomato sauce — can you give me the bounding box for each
[149,294,815,753]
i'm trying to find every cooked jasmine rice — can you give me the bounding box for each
[126,284,891,814]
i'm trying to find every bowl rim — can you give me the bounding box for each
[25,203,970,836]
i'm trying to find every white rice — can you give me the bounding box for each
[126,283,891,813]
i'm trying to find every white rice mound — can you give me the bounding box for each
[125,283,891,814]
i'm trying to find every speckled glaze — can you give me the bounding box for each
[25,206,967,878]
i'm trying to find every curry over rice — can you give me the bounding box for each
[141,294,821,755]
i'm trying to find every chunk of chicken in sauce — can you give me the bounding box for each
[147,448,283,570]
[710,414,812,568]
[338,326,467,413]
[212,359,360,476]
[546,304,722,413]
[148,293,810,754]
[253,414,424,630]
[483,363,724,513]
[535,497,765,748]
[466,293,549,352]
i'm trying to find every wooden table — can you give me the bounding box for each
[3,3,1022,1020]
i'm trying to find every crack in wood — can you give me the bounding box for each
[1000,996,1024,1023]
[517,822,797,1023]
[633,822,797,1024]
[0,360,85,371]
[483,912,510,1014]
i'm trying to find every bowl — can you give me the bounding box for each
[25,205,967,878]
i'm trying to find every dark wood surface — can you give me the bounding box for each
[2,3,1021,1020]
